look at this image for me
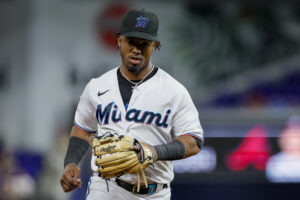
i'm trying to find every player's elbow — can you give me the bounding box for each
[183,143,201,158]
[194,145,201,155]
[191,144,201,156]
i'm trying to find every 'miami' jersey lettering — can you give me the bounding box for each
[96,102,171,128]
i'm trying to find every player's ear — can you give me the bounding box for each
[151,41,156,50]
[117,36,121,48]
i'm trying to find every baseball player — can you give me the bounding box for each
[60,9,204,200]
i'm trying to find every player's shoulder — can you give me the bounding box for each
[92,67,118,83]
[157,67,189,94]
[82,67,117,94]
[86,67,117,87]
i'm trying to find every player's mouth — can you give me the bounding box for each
[128,56,142,65]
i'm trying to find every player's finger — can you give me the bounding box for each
[62,177,80,192]
[74,178,82,185]
[61,175,69,187]
[76,179,82,188]
[61,173,79,191]
[61,178,74,192]
[61,182,71,192]
[71,177,82,187]
[64,167,80,183]
[65,163,80,177]
[70,167,80,177]
[130,145,141,152]
[63,172,75,183]
[130,145,143,160]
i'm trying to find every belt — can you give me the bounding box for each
[115,178,168,195]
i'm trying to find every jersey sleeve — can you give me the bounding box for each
[74,79,97,134]
[172,88,204,144]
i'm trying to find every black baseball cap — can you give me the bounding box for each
[119,9,159,41]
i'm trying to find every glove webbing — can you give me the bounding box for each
[133,168,148,193]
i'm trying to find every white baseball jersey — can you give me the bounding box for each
[74,66,204,184]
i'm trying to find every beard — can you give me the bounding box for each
[121,53,150,75]
[126,62,148,75]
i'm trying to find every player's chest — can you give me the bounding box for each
[94,88,176,129]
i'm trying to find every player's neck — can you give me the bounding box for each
[120,64,153,81]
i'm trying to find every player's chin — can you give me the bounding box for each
[126,65,142,75]
[126,63,145,75]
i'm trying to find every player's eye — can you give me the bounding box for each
[142,42,149,47]
[128,39,135,45]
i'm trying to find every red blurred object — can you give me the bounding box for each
[225,125,271,171]
[95,3,130,50]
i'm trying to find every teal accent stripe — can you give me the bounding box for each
[184,133,204,142]
[73,121,96,134]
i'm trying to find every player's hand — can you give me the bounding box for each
[60,163,82,192]
[130,144,158,162]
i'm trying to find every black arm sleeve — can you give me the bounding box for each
[154,140,185,161]
[64,136,90,168]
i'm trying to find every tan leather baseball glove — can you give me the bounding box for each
[92,133,154,192]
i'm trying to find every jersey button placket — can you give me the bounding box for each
[127,88,138,111]
[125,89,139,135]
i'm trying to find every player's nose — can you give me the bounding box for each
[132,46,141,55]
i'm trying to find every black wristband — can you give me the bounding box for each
[154,140,185,161]
[64,136,90,168]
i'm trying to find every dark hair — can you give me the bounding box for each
[115,33,161,51]
[155,41,161,51]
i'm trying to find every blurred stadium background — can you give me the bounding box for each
[1,0,300,199]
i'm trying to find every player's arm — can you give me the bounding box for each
[148,87,204,162]
[60,126,95,192]
[175,135,201,158]
[132,135,202,162]
[70,125,95,143]
[147,135,201,162]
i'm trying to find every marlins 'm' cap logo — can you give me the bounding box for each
[135,15,150,28]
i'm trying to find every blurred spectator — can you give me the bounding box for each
[266,115,300,182]
[0,138,36,200]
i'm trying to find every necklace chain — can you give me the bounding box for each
[120,65,154,91]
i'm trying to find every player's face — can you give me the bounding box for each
[118,36,157,75]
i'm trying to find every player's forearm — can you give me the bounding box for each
[70,125,95,144]
[64,126,94,168]
[175,135,200,158]
[153,135,200,161]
